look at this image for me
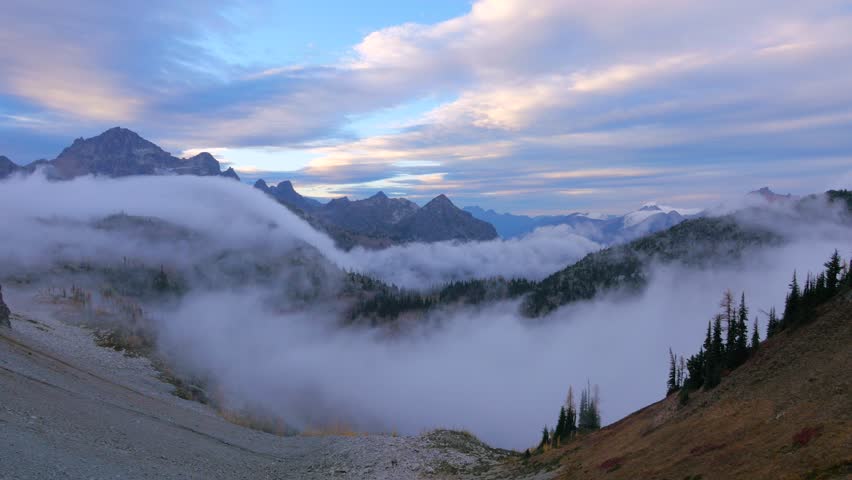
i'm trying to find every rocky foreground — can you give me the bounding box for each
[0,288,528,480]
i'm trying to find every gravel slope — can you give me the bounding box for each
[0,289,512,480]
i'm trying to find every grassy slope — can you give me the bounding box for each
[503,290,852,480]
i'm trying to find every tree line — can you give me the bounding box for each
[668,250,850,401]
[529,381,601,456]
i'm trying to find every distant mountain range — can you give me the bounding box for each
[253,178,498,248]
[1,127,801,252]
[0,127,240,181]
[0,127,496,249]
[464,203,703,245]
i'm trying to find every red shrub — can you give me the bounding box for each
[690,443,725,456]
[792,426,823,447]
[599,456,625,472]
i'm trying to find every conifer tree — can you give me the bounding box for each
[722,290,736,362]
[539,426,549,450]
[704,314,723,389]
[667,348,678,394]
[554,406,566,444]
[578,381,601,431]
[766,307,779,337]
[685,348,704,389]
[750,316,760,352]
[825,250,842,293]
[734,292,749,367]
[565,387,577,439]
[153,265,170,292]
[783,271,800,326]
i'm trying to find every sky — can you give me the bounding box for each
[2,0,852,214]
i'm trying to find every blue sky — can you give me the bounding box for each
[1,0,851,214]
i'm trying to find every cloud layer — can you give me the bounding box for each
[2,174,850,449]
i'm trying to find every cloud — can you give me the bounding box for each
[1,0,851,212]
[1,173,850,450]
[342,225,601,290]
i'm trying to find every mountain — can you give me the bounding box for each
[253,179,498,248]
[350,214,782,323]
[0,155,21,179]
[396,194,497,242]
[315,191,420,236]
[8,127,238,180]
[522,215,779,316]
[254,179,322,212]
[749,186,795,203]
[463,206,601,238]
[464,203,701,245]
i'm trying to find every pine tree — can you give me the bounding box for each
[783,271,800,326]
[667,348,678,395]
[578,381,601,431]
[554,406,566,444]
[750,316,760,352]
[825,249,842,293]
[722,290,736,363]
[685,348,705,389]
[733,292,749,368]
[565,387,577,439]
[153,265,170,292]
[766,307,779,337]
[539,426,549,450]
[704,314,723,389]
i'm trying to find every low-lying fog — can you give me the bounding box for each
[1,173,849,449]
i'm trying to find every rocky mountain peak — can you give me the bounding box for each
[327,196,350,207]
[41,127,231,179]
[749,186,794,203]
[275,180,296,194]
[638,203,662,212]
[254,179,270,192]
[0,155,21,179]
[220,167,240,181]
[180,152,222,176]
[423,194,454,210]
[397,194,497,242]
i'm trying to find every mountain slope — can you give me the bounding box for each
[396,194,497,242]
[505,289,852,480]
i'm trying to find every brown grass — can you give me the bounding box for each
[495,291,852,480]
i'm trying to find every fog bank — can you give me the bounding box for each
[1,173,850,449]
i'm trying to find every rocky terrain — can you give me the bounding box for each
[0,287,516,480]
